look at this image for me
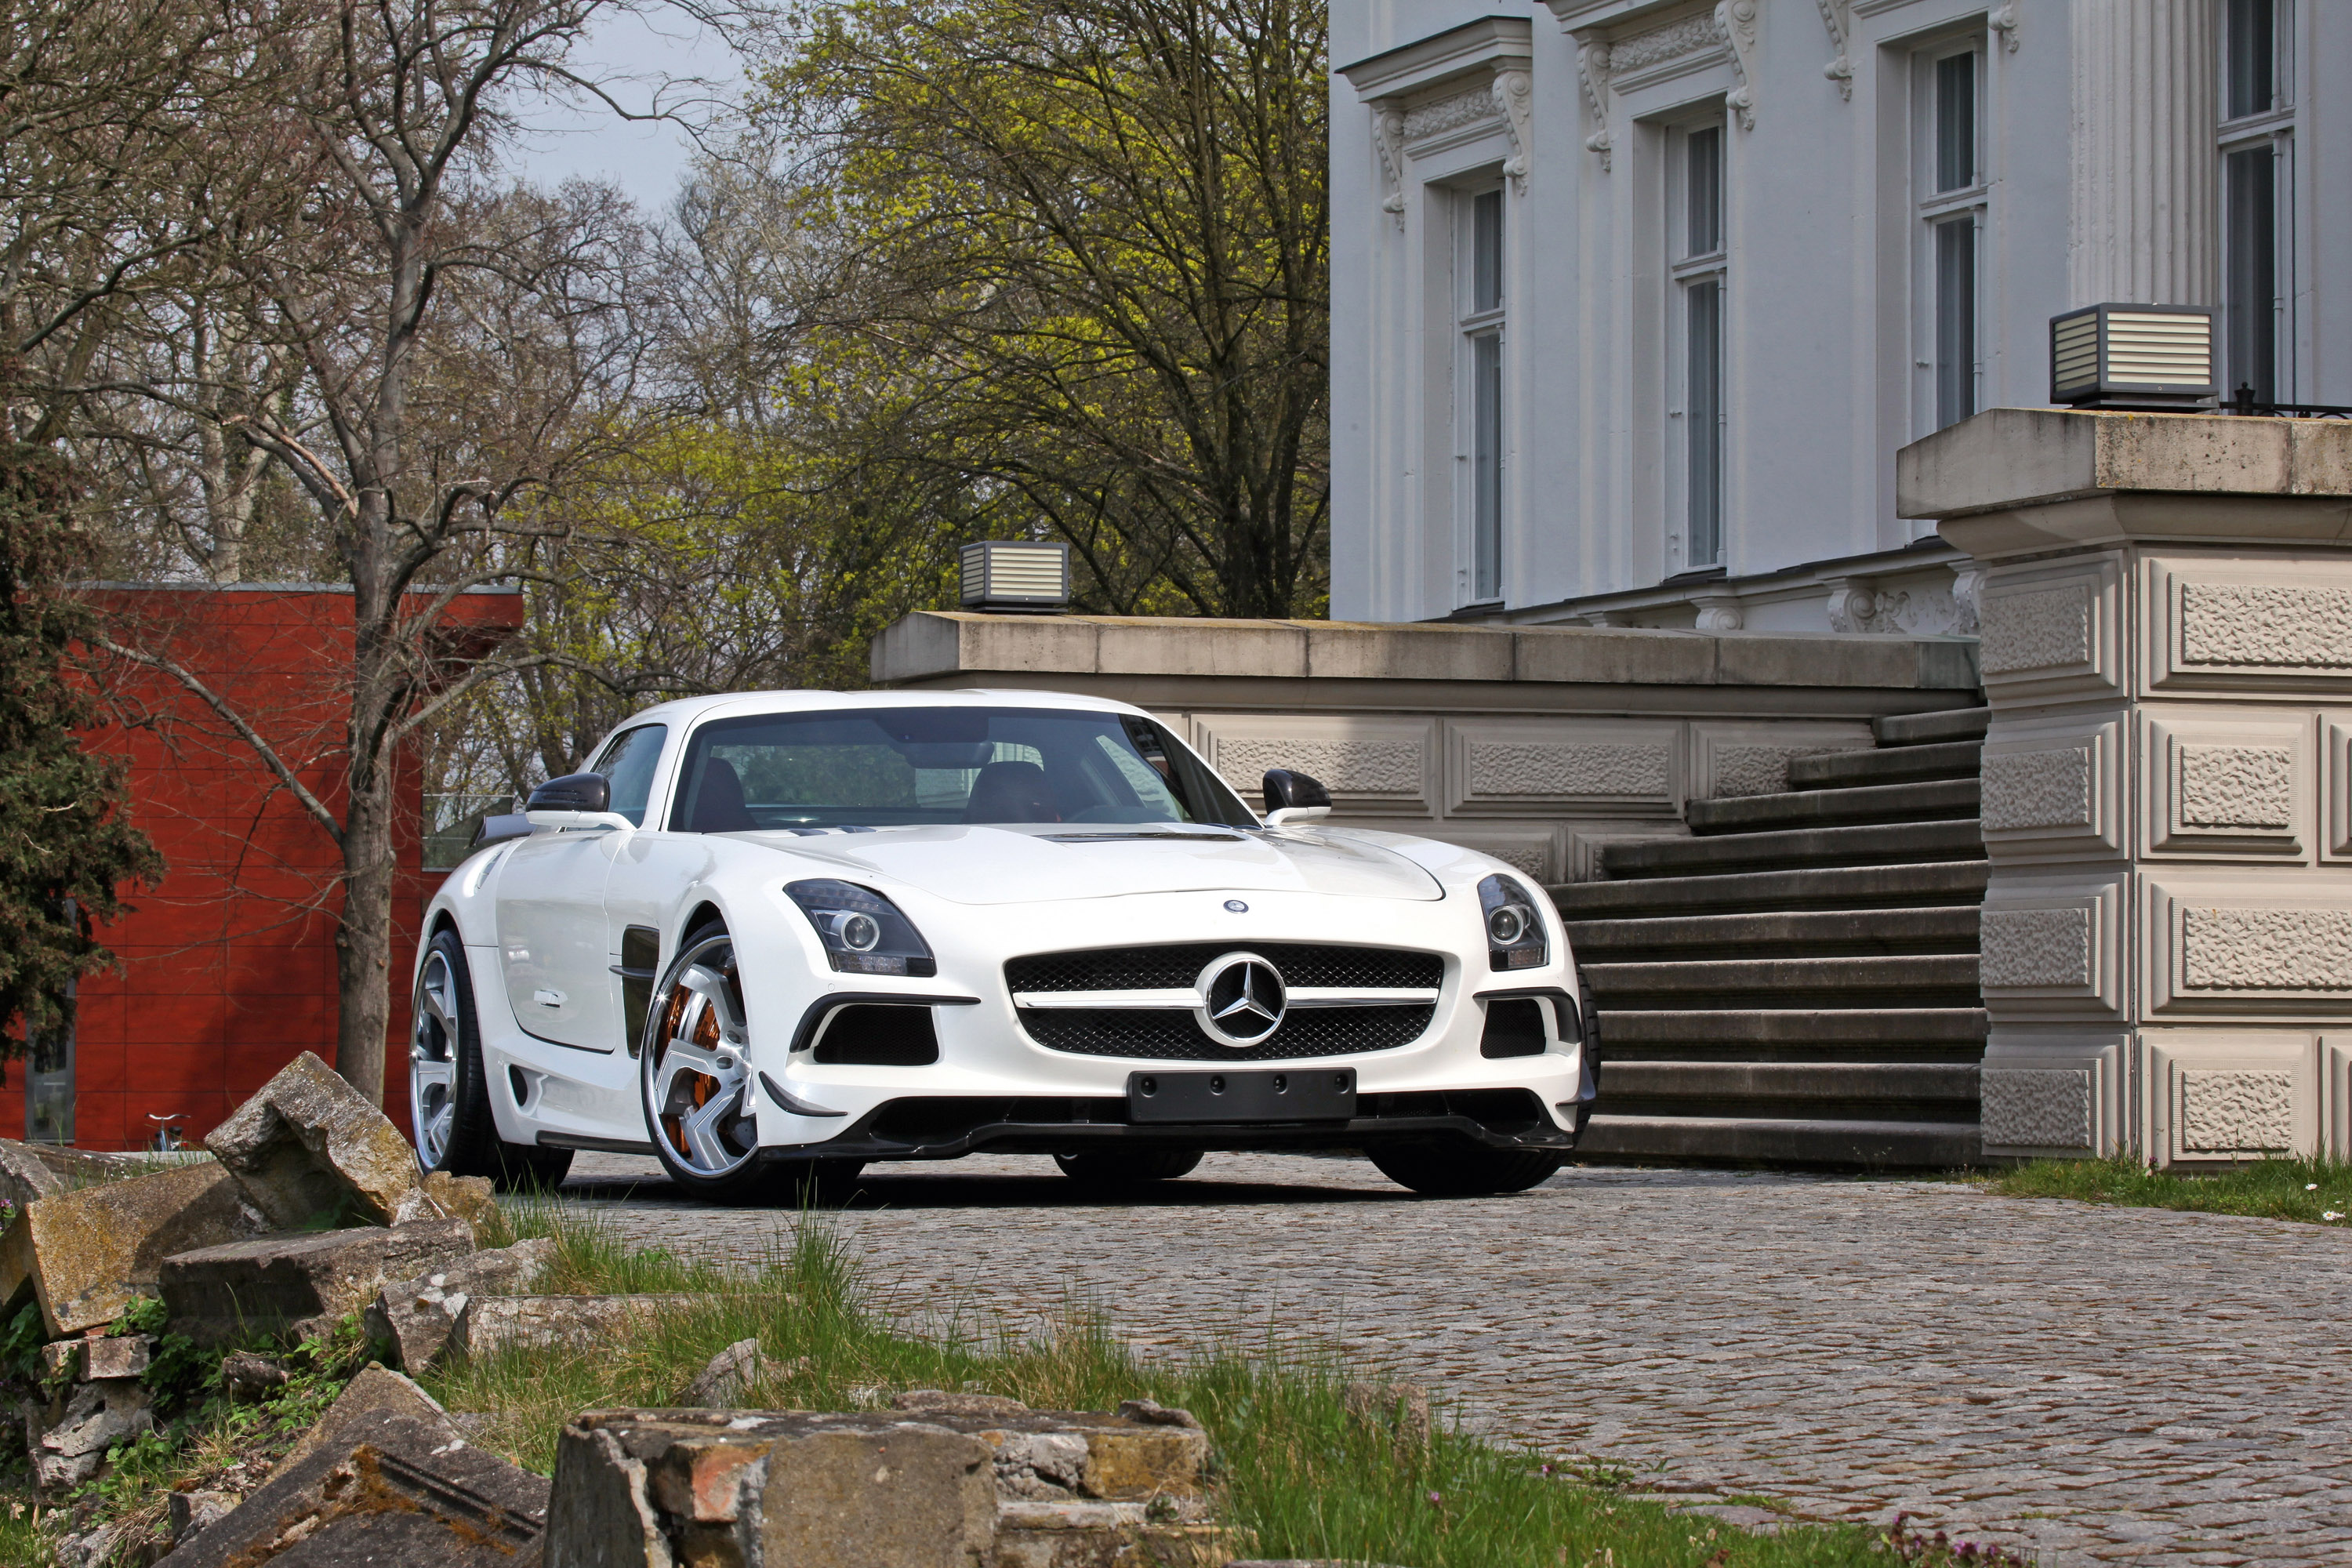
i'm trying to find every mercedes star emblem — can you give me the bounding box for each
[1196,952,1287,1047]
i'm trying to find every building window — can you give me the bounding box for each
[1916,39,1984,433]
[2221,0,2291,404]
[1668,122,1725,571]
[1459,185,1504,603]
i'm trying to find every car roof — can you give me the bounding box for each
[611,688,1155,731]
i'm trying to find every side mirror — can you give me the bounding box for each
[1261,768,1333,826]
[527,772,612,814]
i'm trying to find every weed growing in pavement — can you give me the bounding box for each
[423,1203,2031,1568]
[1973,1153,2352,1225]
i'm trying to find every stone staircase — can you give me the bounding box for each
[1552,706,1990,1167]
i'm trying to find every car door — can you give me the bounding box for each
[495,723,669,1052]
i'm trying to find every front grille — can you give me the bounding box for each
[1019,1004,1436,1062]
[1007,942,1443,994]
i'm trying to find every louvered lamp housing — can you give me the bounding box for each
[959,541,1071,611]
[2049,304,2216,411]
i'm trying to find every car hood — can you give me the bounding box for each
[740,824,1446,905]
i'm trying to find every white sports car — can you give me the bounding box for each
[409,690,1596,1201]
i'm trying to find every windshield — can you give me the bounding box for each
[666,706,1258,832]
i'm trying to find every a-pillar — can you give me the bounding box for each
[1900,408,2352,1165]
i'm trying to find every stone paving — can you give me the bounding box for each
[561,1152,2352,1566]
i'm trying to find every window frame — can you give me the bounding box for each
[1911,34,1987,437]
[2219,0,2295,404]
[1454,181,1507,607]
[1664,116,1728,573]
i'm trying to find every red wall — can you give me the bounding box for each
[0,585,524,1151]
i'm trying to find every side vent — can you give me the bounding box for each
[1479,998,1548,1058]
[618,926,661,1058]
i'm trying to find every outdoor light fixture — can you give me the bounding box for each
[958,540,1072,612]
[2049,303,2216,412]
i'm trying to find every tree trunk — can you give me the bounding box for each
[335,746,396,1103]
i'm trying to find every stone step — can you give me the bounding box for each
[1552,859,1989,918]
[1686,777,1980,836]
[1600,1060,1980,1105]
[1566,906,1978,963]
[1583,954,1980,1010]
[1578,1113,1982,1167]
[1597,819,1985,880]
[1595,1007,1989,1053]
[1787,740,1982,789]
[1873,706,1991,747]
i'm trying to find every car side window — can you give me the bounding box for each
[593,724,669,827]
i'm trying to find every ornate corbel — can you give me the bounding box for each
[1693,593,1746,633]
[1575,38,1613,172]
[1718,0,1759,131]
[1824,577,1879,633]
[1494,69,1535,193]
[1989,2,2020,52]
[1815,0,1853,100]
[1373,106,1407,227]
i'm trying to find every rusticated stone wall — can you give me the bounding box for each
[1901,407,2352,1166]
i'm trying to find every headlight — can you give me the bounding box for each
[786,880,937,977]
[1478,874,1548,972]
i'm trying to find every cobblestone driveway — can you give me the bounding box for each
[562,1152,2351,1567]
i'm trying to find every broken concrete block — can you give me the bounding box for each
[38,1338,83,1380]
[362,1236,557,1371]
[158,1218,475,1345]
[677,1336,762,1407]
[450,1292,696,1361]
[896,1388,1035,1418]
[545,1410,1000,1568]
[0,1138,206,1209]
[168,1489,237,1546]
[53,1523,118,1568]
[0,1139,67,1210]
[152,1404,546,1568]
[31,1377,153,1490]
[271,1363,447,1472]
[83,1333,154,1381]
[0,1160,269,1334]
[203,1050,427,1229]
[421,1171,499,1232]
[220,1351,289,1403]
[994,1500,1238,1568]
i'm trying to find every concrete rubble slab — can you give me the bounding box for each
[451,1292,699,1360]
[545,1404,1226,1568]
[158,1218,476,1345]
[0,1160,269,1335]
[677,1335,761,1407]
[0,1138,208,1209]
[25,1375,153,1491]
[363,1236,556,1372]
[420,1171,500,1232]
[82,1333,154,1381]
[166,1490,236,1549]
[276,1364,446,1469]
[204,1050,437,1229]
[153,1403,549,1568]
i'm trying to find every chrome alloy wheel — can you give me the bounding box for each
[644,935,760,1178]
[410,947,462,1170]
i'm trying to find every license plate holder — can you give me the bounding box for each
[1127,1067,1356,1123]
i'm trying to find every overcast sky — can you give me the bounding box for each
[514,5,753,213]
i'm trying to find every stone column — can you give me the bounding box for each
[2069,0,2218,307]
[1899,408,2352,1165]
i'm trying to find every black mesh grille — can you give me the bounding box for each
[1019,1004,1436,1062]
[1007,943,1443,994]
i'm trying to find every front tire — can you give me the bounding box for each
[409,929,574,1191]
[1054,1148,1203,1188]
[642,923,799,1204]
[1367,1138,1563,1197]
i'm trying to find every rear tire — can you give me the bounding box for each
[1367,1139,1563,1197]
[1054,1148,1203,1187]
[409,929,573,1192]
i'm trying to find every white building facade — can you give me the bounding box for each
[1330,0,2351,634]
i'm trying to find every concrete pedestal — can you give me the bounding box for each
[1902,408,2352,1164]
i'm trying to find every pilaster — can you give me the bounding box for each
[1901,408,2352,1165]
[2068,0,2219,307]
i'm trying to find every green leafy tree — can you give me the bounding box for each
[0,443,162,1063]
[768,0,1330,619]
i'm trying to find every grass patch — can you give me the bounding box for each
[423,1204,2024,1566]
[1975,1153,2352,1226]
